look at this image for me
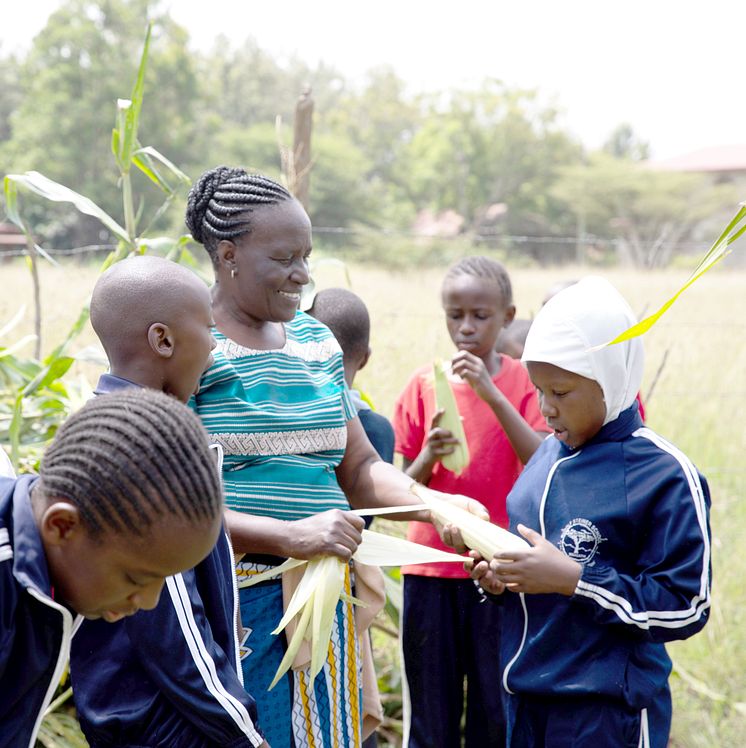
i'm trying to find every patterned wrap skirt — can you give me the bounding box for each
[237,560,363,748]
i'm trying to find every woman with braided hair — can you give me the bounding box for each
[0,389,226,748]
[187,166,488,747]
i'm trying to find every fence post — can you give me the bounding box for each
[293,86,314,212]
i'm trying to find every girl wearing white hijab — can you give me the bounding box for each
[469,277,711,748]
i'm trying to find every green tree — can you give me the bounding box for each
[603,123,650,161]
[0,0,201,247]
[403,81,581,231]
[552,153,738,267]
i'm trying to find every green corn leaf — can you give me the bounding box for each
[134,145,191,187]
[5,172,128,244]
[602,202,746,347]
[117,24,152,172]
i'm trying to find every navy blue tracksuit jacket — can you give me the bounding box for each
[1,475,82,748]
[69,374,264,748]
[501,405,711,719]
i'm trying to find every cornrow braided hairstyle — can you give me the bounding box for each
[443,255,513,305]
[185,165,292,264]
[38,389,223,540]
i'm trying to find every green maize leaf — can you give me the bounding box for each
[43,305,91,366]
[134,145,191,186]
[5,172,128,244]
[117,24,152,171]
[432,359,469,474]
[601,202,746,347]
[22,357,74,398]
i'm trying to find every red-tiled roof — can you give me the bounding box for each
[647,145,746,173]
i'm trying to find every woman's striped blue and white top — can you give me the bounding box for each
[193,311,356,521]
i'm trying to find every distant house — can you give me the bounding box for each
[647,144,746,181]
[0,223,26,261]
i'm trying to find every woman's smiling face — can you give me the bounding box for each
[224,199,313,324]
[526,361,606,449]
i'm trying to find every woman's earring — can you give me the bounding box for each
[230,267,237,279]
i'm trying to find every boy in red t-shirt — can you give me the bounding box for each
[393,256,549,748]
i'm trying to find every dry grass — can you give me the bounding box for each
[2,257,743,746]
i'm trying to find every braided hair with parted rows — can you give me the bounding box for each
[185,166,292,265]
[443,255,513,305]
[38,389,223,539]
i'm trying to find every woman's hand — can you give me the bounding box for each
[284,509,365,561]
[488,524,582,595]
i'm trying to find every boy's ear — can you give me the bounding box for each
[503,304,517,327]
[147,322,175,359]
[40,502,84,547]
[357,345,371,372]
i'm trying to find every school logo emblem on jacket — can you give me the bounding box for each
[559,518,606,564]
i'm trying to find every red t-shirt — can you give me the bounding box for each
[393,355,548,578]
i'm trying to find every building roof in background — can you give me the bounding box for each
[648,145,746,173]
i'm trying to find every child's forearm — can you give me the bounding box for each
[484,388,544,464]
[403,452,437,485]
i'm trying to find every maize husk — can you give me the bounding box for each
[353,528,466,566]
[433,359,469,474]
[411,482,529,558]
[243,526,469,689]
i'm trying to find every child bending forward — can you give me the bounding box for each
[470,276,711,748]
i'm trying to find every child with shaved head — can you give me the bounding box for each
[70,256,268,748]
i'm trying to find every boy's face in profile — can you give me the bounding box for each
[526,361,606,449]
[165,285,216,403]
[442,275,515,362]
[41,500,222,622]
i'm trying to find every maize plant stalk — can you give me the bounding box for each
[240,526,468,689]
[411,482,529,558]
[433,359,469,474]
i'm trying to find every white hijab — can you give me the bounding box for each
[522,277,644,426]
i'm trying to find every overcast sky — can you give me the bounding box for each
[2,0,744,160]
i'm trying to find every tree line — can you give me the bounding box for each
[0,0,739,267]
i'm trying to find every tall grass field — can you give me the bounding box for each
[1,258,743,747]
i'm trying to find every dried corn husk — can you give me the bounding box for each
[240,526,468,689]
[433,359,469,474]
[411,482,529,558]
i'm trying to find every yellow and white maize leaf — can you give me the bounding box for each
[433,359,469,474]
[411,483,529,558]
[310,557,346,678]
[353,528,466,566]
[237,557,307,588]
[268,591,314,690]
[273,556,339,635]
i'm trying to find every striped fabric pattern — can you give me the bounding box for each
[193,312,356,520]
